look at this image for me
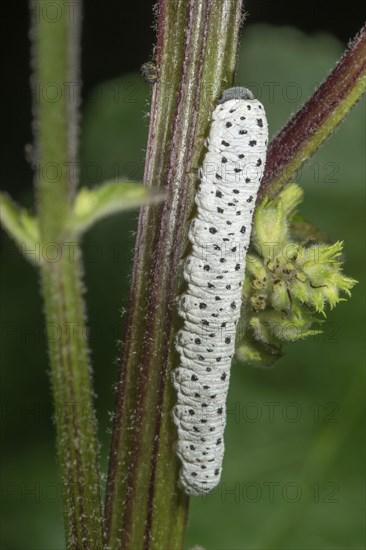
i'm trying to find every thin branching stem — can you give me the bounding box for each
[259,24,366,200]
[30,1,103,547]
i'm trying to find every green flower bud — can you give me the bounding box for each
[278,182,304,218]
[246,254,267,282]
[289,278,309,304]
[252,200,287,258]
[271,279,291,311]
[236,183,357,368]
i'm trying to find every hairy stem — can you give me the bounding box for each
[30,1,103,547]
[259,24,366,200]
[105,1,244,549]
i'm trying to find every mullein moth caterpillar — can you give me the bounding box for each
[172,87,268,496]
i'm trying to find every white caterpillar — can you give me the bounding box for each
[172,87,268,496]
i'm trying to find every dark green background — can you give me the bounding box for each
[1,24,365,550]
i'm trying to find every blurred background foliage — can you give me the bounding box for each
[1,23,365,550]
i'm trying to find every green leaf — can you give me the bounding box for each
[0,193,39,265]
[71,181,165,235]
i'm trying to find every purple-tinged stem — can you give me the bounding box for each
[259,24,366,200]
[104,1,244,549]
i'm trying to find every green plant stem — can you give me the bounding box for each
[104,1,243,549]
[30,1,103,547]
[259,24,366,201]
